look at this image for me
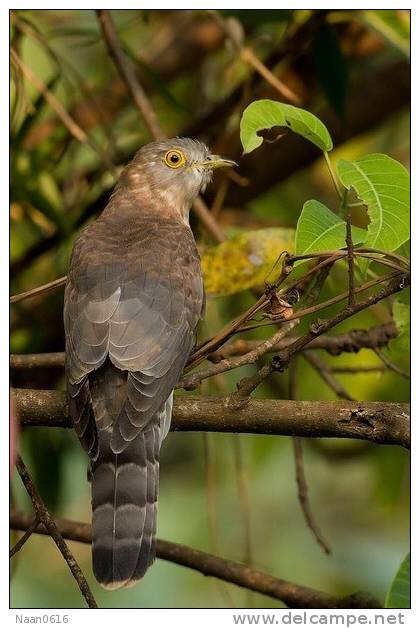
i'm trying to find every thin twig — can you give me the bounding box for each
[96,9,164,140]
[292,437,332,555]
[96,9,225,244]
[374,348,410,380]
[14,455,98,609]
[342,190,356,307]
[264,273,410,374]
[304,353,354,401]
[10,276,66,304]
[181,320,298,390]
[10,514,39,557]
[10,49,116,173]
[209,10,300,105]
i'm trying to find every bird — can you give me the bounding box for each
[64,138,236,590]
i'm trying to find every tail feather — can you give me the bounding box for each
[91,427,158,589]
[86,362,171,589]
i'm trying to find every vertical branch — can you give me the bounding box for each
[96,9,226,244]
[14,455,98,609]
[289,362,332,555]
[342,189,355,306]
[96,9,164,140]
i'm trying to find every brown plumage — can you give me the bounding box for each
[64,138,235,589]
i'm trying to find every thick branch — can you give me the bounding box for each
[12,388,409,449]
[10,511,379,609]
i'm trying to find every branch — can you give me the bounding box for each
[12,388,410,449]
[14,455,98,609]
[267,273,410,373]
[10,276,66,305]
[10,510,380,608]
[209,10,300,105]
[96,9,164,140]
[96,9,225,244]
[304,353,354,402]
[208,323,398,361]
[10,49,115,173]
[374,348,410,381]
[181,320,298,390]
[9,323,398,371]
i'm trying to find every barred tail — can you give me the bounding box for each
[91,423,160,589]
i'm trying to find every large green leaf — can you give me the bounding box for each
[295,200,366,257]
[337,154,410,256]
[385,553,410,608]
[240,99,333,154]
[201,228,295,296]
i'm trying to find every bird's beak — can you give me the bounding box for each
[200,155,238,170]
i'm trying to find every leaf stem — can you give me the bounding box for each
[323,151,342,201]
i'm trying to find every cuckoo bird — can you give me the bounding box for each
[64,138,235,589]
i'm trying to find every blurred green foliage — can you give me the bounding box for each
[10,9,409,609]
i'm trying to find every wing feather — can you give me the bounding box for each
[64,214,204,458]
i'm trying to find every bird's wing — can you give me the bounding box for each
[64,218,204,457]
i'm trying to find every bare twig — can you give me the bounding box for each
[10,276,66,304]
[268,273,410,373]
[289,357,331,555]
[343,190,356,307]
[209,10,300,105]
[373,348,410,380]
[292,438,332,555]
[10,49,115,173]
[181,320,298,390]
[13,388,410,449]
[10,510,380,608]
[96,9,164,140]
[10,352,66,369]
[14,455,98,608]
[10,514,39,557]
[304,353,354,401]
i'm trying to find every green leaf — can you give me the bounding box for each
[312,22,348,119]
[240,99,333,154]
[295,200,366,257]
[201,228,295,297]
[337,154,410,258]
[385,553,410,608]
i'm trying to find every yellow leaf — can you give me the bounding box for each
[201,228,295,297]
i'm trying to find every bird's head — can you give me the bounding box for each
[120,138,236,220]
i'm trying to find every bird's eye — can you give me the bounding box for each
[163,149,186,169]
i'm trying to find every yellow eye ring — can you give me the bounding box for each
[163,149,186,169]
